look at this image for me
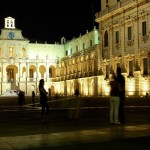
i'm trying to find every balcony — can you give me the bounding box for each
[96,0,139,19]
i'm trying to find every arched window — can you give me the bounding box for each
[104,30,108,47]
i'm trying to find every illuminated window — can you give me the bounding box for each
[9,47,14,57]
[7,20,9,27]
[11,20,13,27]
[142,21,147,36]
[104,30,108,47]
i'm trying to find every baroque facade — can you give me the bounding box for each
[0,17,99,96]
[95,0,150,96]
[0,17,65,96]
[1,0,150,96]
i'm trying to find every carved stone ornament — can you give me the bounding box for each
[10,57,14,64]
[142,35,149,43]
[127,40,134,46]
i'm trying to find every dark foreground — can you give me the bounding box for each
[0,96,150,150]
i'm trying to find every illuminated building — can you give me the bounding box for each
[0,17,65,96]
[1,0,149,96]
[95,0,150,96]
[0,17,99,96]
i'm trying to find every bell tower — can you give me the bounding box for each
[4,17,15,29]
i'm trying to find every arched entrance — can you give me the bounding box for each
[6,65,18,82]
[6,65,18,90]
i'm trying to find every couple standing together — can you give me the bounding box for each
[109,67,125,125]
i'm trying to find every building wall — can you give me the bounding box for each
[1,1,150,97]
[95,0,150,96]
[0,17,101,96]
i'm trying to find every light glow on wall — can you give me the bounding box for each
[141,79,149,95]
[103,80,110,96]
[127,79,135,96]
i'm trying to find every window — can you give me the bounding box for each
[66,50,68,56]
[29,69,34,78]
[7,69,14,82]
[49,68,52,77]
[105,65,109,80]
[9,47,14,57]
[104,30,108,47]
[76,46,78,52]
[83,43,85,50]
[128,26,132,40]
[116,31,119,44]
[142,21,147,36]
[90,40,92,47]
[129,60,133,77]
[106,0,108,7]
[143,58,148,75]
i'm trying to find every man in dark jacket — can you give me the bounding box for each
[116,67,126,124]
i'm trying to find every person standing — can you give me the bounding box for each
[74,88,80,119]
[18,90,25,109]
[109,73,120,124]
[39,79,49,123]
[32,91,35,107]
[116,67,126,124]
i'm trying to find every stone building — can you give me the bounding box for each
[95,0,150,96]
[0,17,65,96]
[0,17,99,96]
[1,0,149,97]
[55,28,100,96]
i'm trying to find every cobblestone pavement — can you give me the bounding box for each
[0,96,150,150]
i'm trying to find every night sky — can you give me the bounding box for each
[0,0,101,44]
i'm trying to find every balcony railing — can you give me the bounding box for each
[96,0,139,19]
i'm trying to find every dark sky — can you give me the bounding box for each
[0,0,101,43]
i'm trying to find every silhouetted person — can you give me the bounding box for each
[75,88,80,119]
[39,79,49,123]
[116,67,126,124]
[32,91,35,107]
[18,90,25,109]
[109,73,120,124]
